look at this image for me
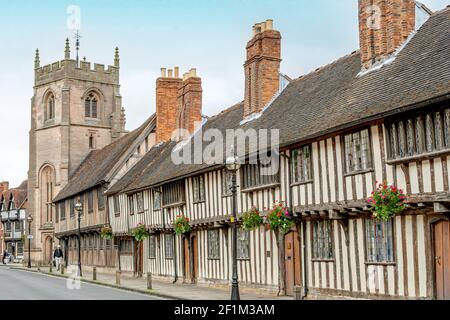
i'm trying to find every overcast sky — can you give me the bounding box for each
[0,0,448,187]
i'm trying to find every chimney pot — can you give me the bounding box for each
[174,67,180,78]
[266,19,273,30]
[161,68,167,77]
[168,69,173,78]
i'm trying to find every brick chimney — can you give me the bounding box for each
[177,69,203,138]
[0,181,9,194]
[244,19,282,118]
[359,0,416,70]
[155,67,182,143]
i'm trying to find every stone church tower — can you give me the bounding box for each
[27,39,126,265]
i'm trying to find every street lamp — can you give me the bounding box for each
[226,145,241,301]
[27,214,33,268]
[74,198,83,277]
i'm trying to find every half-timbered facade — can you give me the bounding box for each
[53,0,450,300]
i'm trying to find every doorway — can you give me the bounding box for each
[434,220,450,300]
[284,230,301,296]
[184,234,198,283]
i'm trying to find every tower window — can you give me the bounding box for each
[85,93,98,118]
[45,94,55,121]
[89,134,95,149]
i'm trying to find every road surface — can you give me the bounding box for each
[0,266,162,300]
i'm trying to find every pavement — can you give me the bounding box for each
[1,264,292,300]
[0,265,161,300]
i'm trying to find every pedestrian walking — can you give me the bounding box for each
[2,250,9,264]
[53,245,63,271]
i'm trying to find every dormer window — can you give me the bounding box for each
[45,94,55,121]
[85,93,98,118]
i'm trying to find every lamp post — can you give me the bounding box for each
[27,214,33,268]
[74,198,83,277]
[226,145,241,301]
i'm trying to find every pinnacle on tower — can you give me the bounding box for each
[34,49,40,69]
[114,47,120,67]
[64,38,70,59]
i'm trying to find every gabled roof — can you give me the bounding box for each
[53,114,156,202]
[114,8,450,194]
[106,140,174,195]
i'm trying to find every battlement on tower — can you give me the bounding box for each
[34,59,119,87]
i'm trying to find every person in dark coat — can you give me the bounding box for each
[2,250,8,264]
[53,245,63,271]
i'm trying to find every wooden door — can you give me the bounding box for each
[284,230,301,296]
[184,238,191,281]
[192,235,198,283]
[435,220,450,300]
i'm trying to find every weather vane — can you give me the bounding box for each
[74,30,81,66]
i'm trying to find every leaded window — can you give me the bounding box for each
[207,229,220,259]
[70,198,75,218]
[193,175,205,203]
[136,192,144,213]
[312,220,333,260]
[237,229,250,260]
[97,188,105,210]
[128,195,135,215]
[242,162,280,190]
[165,234,174,259]
[153,189,161,210]
[291,145,312,183]
[5,221,11,232]
[59,202,66,221]
[88,191,94,213]
[222,170,232,197]
[388,108,450,160]
[84,93,98,118]
[148,235,156,259]
[162,181,185,207]
[113,195,120,216]
[365,218,394,263]
[344,129,372,173]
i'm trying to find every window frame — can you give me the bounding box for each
[148,235,157,259]
[207,229,220,260]
[312,220,334,261]
[164,234,174,259]
[97,188,105,210]
[84,92,98,119]
[153,188,161,211]
[343,128,373,175]
[128,195,135,216]
[241,161,280,191]
[291,144,313,184]
[87,190,94,213]
[221,169,232,197]
[365,218,395,264]
[192,175,206,203]
[237,228,250,260]
[386,107,450,163]
[136,192,144,213]
[59,201,66,221]
[113,195,120,217]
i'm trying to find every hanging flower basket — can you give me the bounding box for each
[368,181,407,221]
[132,223,149,242]
[174,215,191,235]
[267,201,295,235]
[240,207,264,231]
[100,226,113,240]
